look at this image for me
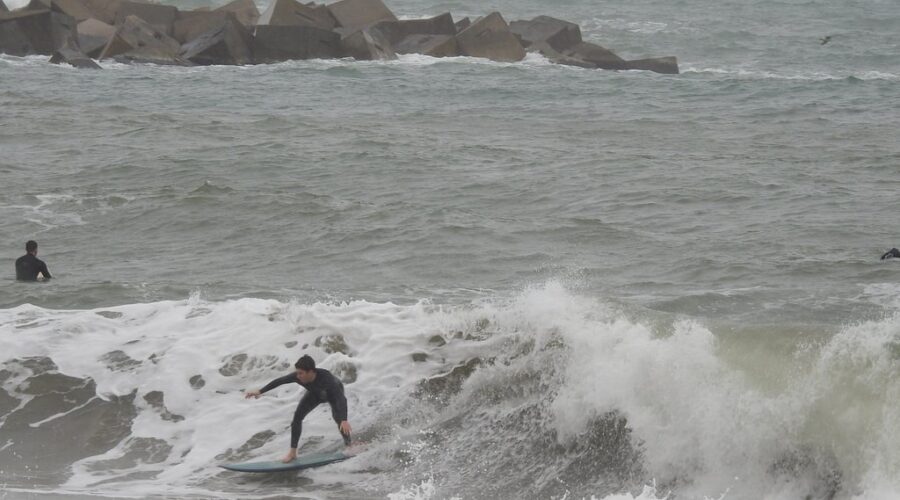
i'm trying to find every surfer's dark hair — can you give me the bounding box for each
[26,240,37,253]
[295,355,315,371]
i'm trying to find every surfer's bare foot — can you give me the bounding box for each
[281,449,297,463]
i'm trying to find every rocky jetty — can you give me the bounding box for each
[0,0,679,73]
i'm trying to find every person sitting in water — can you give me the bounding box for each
[245,354,352,463]
[881,248,900,260]
[15,240,52,281]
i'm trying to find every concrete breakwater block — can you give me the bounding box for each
[50,43,101,67]
[0,9,77,56]
[174,10,234,44]
[114,0,177,37]
[626,56,679,74]
[527,40,594,68]
[509,15,581,53]
[181,16,252,65]
[76,16,114,57]
[327,0,395,33]
[51,0,95,22]
[393,33,457,58]
[456,11,525,62]
[257,0,335,29]
[252,23,341,62]
[367,11,455,46]
[0,0,678,73]
[80,0,120,25]
[340,24,395,60]
[99,14,187,65]
[216,0,259,28]
[563,41,628,70]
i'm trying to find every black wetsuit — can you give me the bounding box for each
[882,248,900,260]
[15,254,51,281]
[259,368,349,448]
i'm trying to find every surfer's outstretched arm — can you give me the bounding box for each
[245,373,296,398]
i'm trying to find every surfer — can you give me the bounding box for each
[245,355,352,463]
[881,248,900,260]
[15,240,52,281]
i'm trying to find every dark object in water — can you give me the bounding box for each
[880,248,900,260]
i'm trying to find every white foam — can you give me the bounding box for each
[407,281,900,498]
[1,194,87,233]
[28,396,99,428]
[1,283,898,498]
[590,484,670,500]
[388,477,458,500]
[0,54,52,68]
[0,297,456,497]
[681,66,900,81]
[3,51,564,75]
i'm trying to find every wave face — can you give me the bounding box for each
[2,283,899,499]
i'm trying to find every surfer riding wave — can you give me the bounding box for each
[245,355,352,463]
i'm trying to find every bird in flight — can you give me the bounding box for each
[820,35,832,45]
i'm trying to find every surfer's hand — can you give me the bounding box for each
[244,390,261,399]
[340,421,351,436]
[281,449,297,463]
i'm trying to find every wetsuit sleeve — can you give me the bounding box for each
[39,260,51,279]
[327,377,348,422]
[14,258,25,281]
[259,373,296,394]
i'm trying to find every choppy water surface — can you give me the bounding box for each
[1,0,899,498]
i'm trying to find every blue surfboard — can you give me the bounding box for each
[220,450,350,473]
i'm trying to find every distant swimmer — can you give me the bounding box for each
[881,248,900,260]
[820,35,832,45]
[15,240,52,281]
[245,355,352,463]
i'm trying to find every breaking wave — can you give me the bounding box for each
[1,281,899,499]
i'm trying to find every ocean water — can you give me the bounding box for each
[1,0,899,498]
